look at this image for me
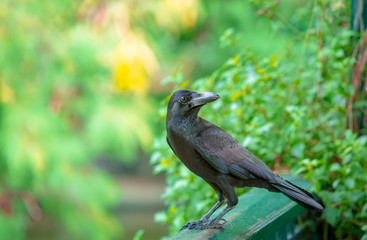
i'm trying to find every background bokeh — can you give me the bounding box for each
[1,0,366,240]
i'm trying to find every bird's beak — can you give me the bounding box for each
[189,91,220,109]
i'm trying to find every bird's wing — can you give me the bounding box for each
[194,126,277,181]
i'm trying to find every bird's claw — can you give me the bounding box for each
[179,220,205,232]
[200,218,226,229]
[178,223,190,232]
[179,218,227,231]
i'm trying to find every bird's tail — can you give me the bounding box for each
[271,177,324,212]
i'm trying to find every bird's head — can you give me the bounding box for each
[166,89,220,121]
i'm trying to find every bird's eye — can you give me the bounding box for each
[179,96,189,103]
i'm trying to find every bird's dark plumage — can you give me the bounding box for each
[166,89,323,230]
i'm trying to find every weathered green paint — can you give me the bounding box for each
[171,175,310,240]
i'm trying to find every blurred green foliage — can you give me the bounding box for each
[137,0,295,79]
[0,0,157,239]
[151,0,367,239]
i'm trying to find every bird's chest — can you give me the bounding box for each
[167,128,197,163]
[167,120,214,179]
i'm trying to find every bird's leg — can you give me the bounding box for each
[204,205,235,229]
[179,200,224,231]
[194,181,237,230]
[179,183,227,231]
[199,200,223,222]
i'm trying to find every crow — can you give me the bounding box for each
[166,89,323,231]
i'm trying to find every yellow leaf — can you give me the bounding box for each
[255,68,265,74]
[159,160,171,167]
[112,7,159,94]
[169,206,176,213]
[232,55,238,65]
[307,163,312,170]
[269,56,278,68]
[114,58,147,94]
[269,55,278,63]
[230,91,241,101]
[0,79,15,104]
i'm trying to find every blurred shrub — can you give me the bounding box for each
[151,0,367,239]
[131,0,294,81]
[0,1,157,239]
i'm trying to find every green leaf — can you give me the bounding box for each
[133,229,145,240]
[330,162,341,172]
[154,211,168,223]
[323,206,339,227]
[160,72,184,86]
[345,178,355,189]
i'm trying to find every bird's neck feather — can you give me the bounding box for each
[168,114,203,136]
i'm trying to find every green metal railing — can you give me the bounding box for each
[171,175,317,240]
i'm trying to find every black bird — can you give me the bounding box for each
[166,89,323,230]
